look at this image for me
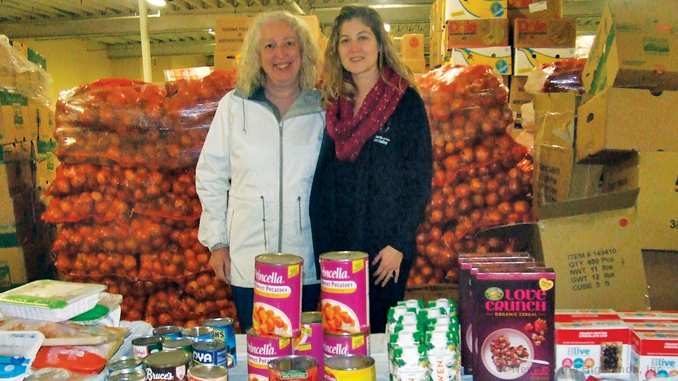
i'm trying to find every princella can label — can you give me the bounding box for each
[253,253,303,338]
[323,331,370,359]
[320,251,369,334]
[248,328,293,381]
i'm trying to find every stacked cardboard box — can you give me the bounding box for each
[0,36,55,290]
[400,34,427,74]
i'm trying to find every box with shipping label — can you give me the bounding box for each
[450,46,512,75]
[555,321,632,379]
[444,0,507,20]
[400,34,425,61]
[446,18,509,49]
[514,47,575,76]
[555,309,621,323]
[513,18,577,48]
[582,0,678,95]
[507,0,563,21]
[403,59,427,74]
[600,151,678,251]
[631,331,678,381]
[215,16,254,52]
[575,87,678,163]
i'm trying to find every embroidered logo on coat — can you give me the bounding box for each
[374,135,390,145]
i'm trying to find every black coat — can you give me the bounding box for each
[309,87,433,279]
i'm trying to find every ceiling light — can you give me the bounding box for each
[384,23,391,32]
[146,0,166,7]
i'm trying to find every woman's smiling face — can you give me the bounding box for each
[337,18,379,80]
[259,19,302,89]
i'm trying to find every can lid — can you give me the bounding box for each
[269,355,318,372]
[144,349,192,368]
[162,337,195,348]
[182,326,214,336]
[193,339,227,351]
[319,251,369,261]
[204,317,234,327]
[256,253,304,266]
[107,356,143,370]
[190,364,229,378]
[108,369,146,381]
[324,354,375,370]
[301,311,322,324]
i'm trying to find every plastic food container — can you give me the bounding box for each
[0,280,106,322]
[0,331,45,381]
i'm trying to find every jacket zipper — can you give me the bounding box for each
[278,121,284,253]
[297,196,302,234]
[260,196,268,250]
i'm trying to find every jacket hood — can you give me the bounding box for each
[233,87,323,120]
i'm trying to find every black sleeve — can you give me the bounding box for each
[390,88,433,260]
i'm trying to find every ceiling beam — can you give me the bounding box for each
[107,41,216,58]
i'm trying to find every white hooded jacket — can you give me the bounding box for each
[196,88,325,288]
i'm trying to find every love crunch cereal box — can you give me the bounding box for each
[473,267,556,381]
[555,320,631,379]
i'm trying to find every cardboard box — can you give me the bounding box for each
[450,46,512,75]
[400,34,425,61]
[631,331,678,381]
[215,16,254,52]
[429,34,443,69]
[164,66,213,82]
[299,15,320,43]
[531,92,603,217]
[576,87,678,163]
[513,18,577,48]
[513,47,574,76]
[480,189,649,310]
[213,51,240,72]
[582,0,678,95]
[446,19,509,49]
[509,76,531,122]
[1,91,29,143]
[507,0,563,22]
[444,0,508,20]
[403,284,460,305]
[600,151,678,251]
[403,58,427,74]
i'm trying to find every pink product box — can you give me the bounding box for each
[631,331,678,381]
[617,312,678,322]
[555,309,621,323]
[555,321,631,379]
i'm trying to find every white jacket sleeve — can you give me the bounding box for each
[196,94,232,251]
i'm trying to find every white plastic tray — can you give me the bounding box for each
[0,331,45,381]
[0,280,106,322]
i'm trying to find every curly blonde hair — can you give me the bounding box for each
[236,11,319,96]
[321,5,418,106]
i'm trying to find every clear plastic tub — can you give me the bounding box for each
[0,280,106,322]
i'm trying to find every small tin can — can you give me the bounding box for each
[247,328,294,381]
[319,252,370,334]
[144,350,192,380]
[323,331,370,358]
[155,325,184,339]
[163,337,195,354]
[188,364,229,381]
[107,356,144,375]
[193,339,228,367]
[183,326,214,342]
[108,369,146,381]
[268,355,318,381]
[324,355,376,381]
[132,335,164,359]
[204,317,237,368]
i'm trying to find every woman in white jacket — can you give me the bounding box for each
[196,11,324,331]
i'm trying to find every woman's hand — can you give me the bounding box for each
[372,245,403,287]
[210,247,232,283]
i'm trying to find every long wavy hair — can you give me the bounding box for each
[236,11,319,96]
[321,5,417,106]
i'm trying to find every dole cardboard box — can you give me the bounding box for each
[401,34,425,61]
[478,188,648,311]
[582,0,678,95]
[507,0,562,22]
[555,321,632,378]
[513,18,577,48]
[514,47,575,76]
[631,331,678,381]
[450,46,512,75]
[599,151,678,251]
[215,16,254,52]
[575,88,678,163]
[444,0,507,20]
[447,18,509,49]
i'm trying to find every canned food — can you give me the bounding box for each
[193,339,228,367]
[204,317,236,368]
[323,331,370,358]
[108,369,146,381]
[247,328,294,381]
[144,350,192,380]
[107,356,144,375]
[268,355,318,381]
[294,312,324,380]
[132,335,163,359]
[155,325,183,339]
[319,252,369,334]
[253,253,303,338]
[163,337,194,354]
[182,326,214,342]
[324,355,376,381]
[188,364,228,381]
